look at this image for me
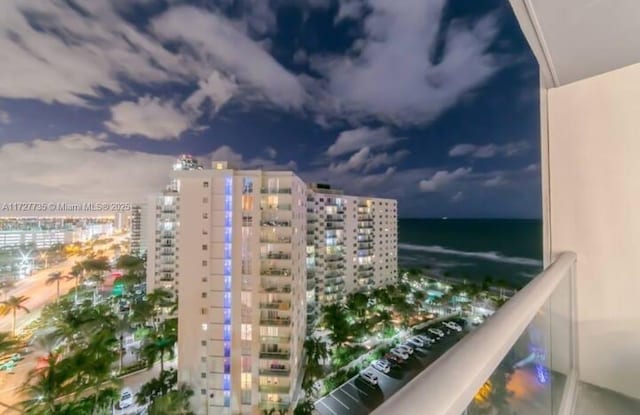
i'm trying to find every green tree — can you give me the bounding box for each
[294,399,315,415]
[142,331,177,373]
[46,272,67,301]
[147,383,194,415]
[136,369,177,406]
[20,352,74,415]
[0,295,30,335]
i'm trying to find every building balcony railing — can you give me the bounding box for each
[372,252,577,415]
[260,318,291,327]
[261,204,292,211]
[262,285,292,294]
[260,267,291,276]
[262,252,291,260]
[260,335,291,344]
[259,350,291,359]
[261,188,292,194]
[259,366,291,377]
[259,302,291,311]
[260,220,291,228]
[326,214,343,222]
[260,236,292,244]
[258,401,290,410]
[258,384,291,394]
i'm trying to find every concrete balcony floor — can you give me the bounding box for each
[575,382,640,415]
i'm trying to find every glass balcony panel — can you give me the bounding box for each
[462,262,574,415]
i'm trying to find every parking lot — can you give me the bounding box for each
[315,319,468,415]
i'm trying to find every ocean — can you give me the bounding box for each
[398,219,543,288]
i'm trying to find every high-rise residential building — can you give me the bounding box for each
[174,161,307,415]
[306,183,398,310]
[130,204,144,256]
[146,155,203,296]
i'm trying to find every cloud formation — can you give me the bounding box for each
[105,96,193,140]
[419,167,472,192]
[0,133,176,202]
[313,0,503,126]
[327,127,403,157]
[449,141,529,158]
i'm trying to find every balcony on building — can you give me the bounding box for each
[260,188,292,194]
[372,2,640,414]
[259,347,291,360]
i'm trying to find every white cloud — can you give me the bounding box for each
[419,167,471,192]
[484,174,507,187]
[0,133,176,202]
[330,147,409,173]
[183,71,238,115]
[151,6,306,110]
[0,110,9,125]
[451,191,464,202]
[209,145,296,170]
[327,127,402,157]
[293,49,308,65]
[312,0,502,126]
[449,141,529,158]
[335,0,367,23]
[0,0,192,106]
[524,163,539,172]
[105,96,193,140]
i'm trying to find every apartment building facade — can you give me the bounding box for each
[306,184,398,309]
[174,161,307,415]
[146,155,203,296]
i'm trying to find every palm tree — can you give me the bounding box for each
[294,399,315,415]
[147,383,194,415]
[0,295,30,335]
[142,331,177,373]
[45,272,66,301]
[21,352,73,414]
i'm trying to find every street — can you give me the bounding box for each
[0,236,128,412]
[315,320,468,415]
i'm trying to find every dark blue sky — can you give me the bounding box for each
[0,0,540,218]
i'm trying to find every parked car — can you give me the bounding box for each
[384,353,402,365]
[359,369,379,386]
[406,336,426,348]
[428,328,445,338]
[118,387,134,409]
[391,347,409,360]
[371,359,391,374]
[416,334,434,344]
[397,344,414,355]
[443,321,463,332]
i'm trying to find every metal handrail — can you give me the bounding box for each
[372,251,577,415]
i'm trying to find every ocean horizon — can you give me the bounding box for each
[398,218,543,287]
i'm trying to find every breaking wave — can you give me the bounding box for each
[398,243,542,267]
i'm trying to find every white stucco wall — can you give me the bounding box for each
[546,62,640,398]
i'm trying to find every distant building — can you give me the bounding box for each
[146,155,203,296]
[307,183,398,309]
[129,204,144,256]
[0,217,115,249]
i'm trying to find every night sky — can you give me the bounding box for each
[0,0,540,218]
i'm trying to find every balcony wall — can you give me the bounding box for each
[545,62,640,399]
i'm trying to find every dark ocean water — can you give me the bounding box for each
[398,219,543,287]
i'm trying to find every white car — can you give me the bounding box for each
[444,321,463,332]
[370,359,391,374]
[359,369,379,386]
[390,347,409,360]
[428,328,445,338]
[406,336,426,348]
[416,334,434,344]
[397,344,414,355]
[118,387,134,409]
